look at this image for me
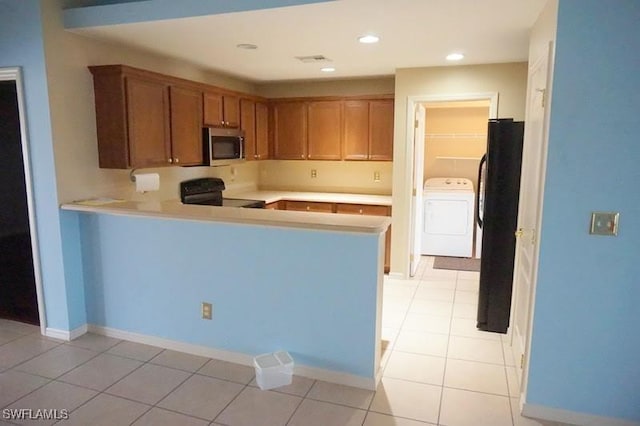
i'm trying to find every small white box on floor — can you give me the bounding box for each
[253,351,294,390]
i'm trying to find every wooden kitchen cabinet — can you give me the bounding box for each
[169,85,204,166]
[336,203,392,272]
[204,92,240,128]
[285,200,334,213]
[265,201,283,210]
[255,102,269,160]
[125,76,171,168]
[343,99,394,161]
[273,101,307,159]
[241,99,269,161]
[369,100,394,160]
[307,101,342,160]
[343,100,369,160]
[240,98,256,161]
[90,65,204,168]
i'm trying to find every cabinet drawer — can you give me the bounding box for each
[265,201,283,210]
[285,201,334,213]
[335,203,390,216]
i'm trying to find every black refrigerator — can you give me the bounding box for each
[475,118,524,333]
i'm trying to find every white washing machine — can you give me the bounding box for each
[421,177,475,258]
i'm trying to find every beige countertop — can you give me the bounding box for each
[61,199,391,235]
[227,190,392,206]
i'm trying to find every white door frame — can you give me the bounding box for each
[404,92,498,276]
[512,41,555,407]
[0,67,47,334]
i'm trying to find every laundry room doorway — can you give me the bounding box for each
[407,93,497,276]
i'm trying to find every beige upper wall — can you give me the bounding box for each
[390,62,528,276]
[423,106,489,188]
[41,0,259,203]
[256,76,395,98]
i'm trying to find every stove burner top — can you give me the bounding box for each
[180,178,265,209]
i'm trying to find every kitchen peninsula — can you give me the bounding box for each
[61,200,390,389]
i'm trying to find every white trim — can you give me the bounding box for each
[88,324,376,390]
[403,92,498,277]
[386,272,404,280]
[0,67,47,335]
[522,403,640,426]
[44,323,87,341]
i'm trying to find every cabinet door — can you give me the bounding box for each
[343,100,369,160]
[125,77,171,168]
[307,101,342,160]
[223,95,240,128]
[203,92,224,127]
[273,102,307,160]
[255,102,269,160]
[169,86,203,166]
[285,201,334,213]
[240,98,256,161]
[369,100,394,161]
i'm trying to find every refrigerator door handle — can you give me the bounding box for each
[476,153,487,228]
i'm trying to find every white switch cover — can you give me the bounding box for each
[589,212,619,236]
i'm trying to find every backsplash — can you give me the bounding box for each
[258,160,393,195]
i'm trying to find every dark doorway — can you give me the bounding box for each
[0,80,39,325]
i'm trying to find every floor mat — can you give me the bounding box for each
[433,256,480,272]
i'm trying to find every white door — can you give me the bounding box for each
[410,104,426,276]
[511,42,554,397]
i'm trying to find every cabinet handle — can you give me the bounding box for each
[306,206,310,211]
[168,158,173,164]
[301,155,305,159]
[175,158,180,164]
[359,209,363,214]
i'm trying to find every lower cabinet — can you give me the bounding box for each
[335,204,392,273]
[284,201,334,213]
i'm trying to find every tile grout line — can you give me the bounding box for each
[435,269,458,426]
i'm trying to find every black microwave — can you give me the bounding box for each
[203,127,245,166]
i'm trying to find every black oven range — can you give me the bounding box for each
[180,178,265,209]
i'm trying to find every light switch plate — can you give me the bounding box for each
[589,212,619,236]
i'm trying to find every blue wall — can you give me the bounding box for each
[77,212,380,378]
[0,0,84,331]
[528,0,640,421]
[63,0,334,28]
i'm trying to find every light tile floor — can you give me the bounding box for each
[0,257,567,425]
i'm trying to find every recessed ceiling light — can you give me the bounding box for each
[321,67,336,73]
[358,35,379,44]
[446,52,464,61]
[236,43,258,50]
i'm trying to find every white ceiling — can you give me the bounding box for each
[71,0,547,83]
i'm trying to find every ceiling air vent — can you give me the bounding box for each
[295,55,331,63]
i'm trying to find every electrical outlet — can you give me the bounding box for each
[201,302,213,320]
[311,169,317,178]
[373,171,381,182]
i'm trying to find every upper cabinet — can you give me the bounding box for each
[89,65,204,169]
[255,102,269,160]
[307,101,342,160]
[368,99,394,161]
[273,101,307,160]
[272,97,394,161]
[240,99,270,161]
[343,99,394,161]
[204,92,239,128]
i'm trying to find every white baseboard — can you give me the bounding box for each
[523,403,640,426]
[45,324,87,341]
[387,272,405,279]
[87,324,376,390]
